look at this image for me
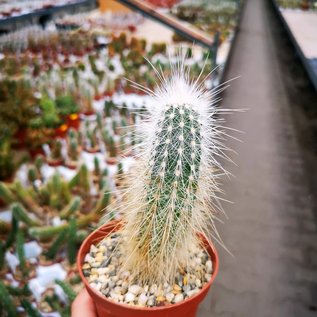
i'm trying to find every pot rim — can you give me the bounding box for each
[77,220,219,311]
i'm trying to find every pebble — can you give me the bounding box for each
[138,293,148,306]
[174,293,184,303]
[128,284,142,295]
[166,292,174,303]
[125,292,135,303]
[206,260,212,273]
[83,232,212,308]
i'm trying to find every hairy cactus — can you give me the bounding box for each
[120,61,229,284]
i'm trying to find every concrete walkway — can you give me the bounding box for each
[199,0,317,316]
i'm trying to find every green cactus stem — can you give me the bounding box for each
[0,281,17,317]
[0,182,16,205]
[21,299,42,317]
[50,139,63,161]
[11,181,42,217]
[108,136,117,158]
[28,167,37,184]
[68,139,78,161]
[45,229,67,260]
[67,218,77,264]
[16,229,27,275]
[29,213,96,239]
[55,280,77,302]
[5,216,18,248]
[11,203,41,226]
[96,113,103,130]
[7,284,30,296]
[94,156,100,177]
[60,196,81,219]
[93,188,111,214]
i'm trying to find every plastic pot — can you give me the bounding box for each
[77,221,219,317]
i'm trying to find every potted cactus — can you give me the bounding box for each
[77,63,229,316]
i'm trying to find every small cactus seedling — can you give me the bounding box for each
[117,59,230,285]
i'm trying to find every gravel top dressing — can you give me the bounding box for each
[82,232,213,307]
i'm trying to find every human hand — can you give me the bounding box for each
[71,289,97,317]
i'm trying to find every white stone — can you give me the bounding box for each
[138,293,148,306]
[166,292,174,303]
[125,292,135,303]
[206,260,212,273]
[128,284,142,295]
[174,293,184,303]
[187,289,199,298]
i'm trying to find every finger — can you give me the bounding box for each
[71,288,97,317]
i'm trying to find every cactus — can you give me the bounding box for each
[7,284,30,296]
[93,188,111,214]
[94,156,100,177]
[21,299,42,317]
[67,218,77,264]
[55,280,77,302]
[45,229,67,260]
[60,196,81,219]
[118,62,228,285]
[50,139,63,161]
[11,181,42,217]
[68,139,78,161]
[0,182,16,205]
[5,216,18,248]
[0,281,17,317]
[29,213,96,239]
[16,229,27,275]
[11,203,40,226]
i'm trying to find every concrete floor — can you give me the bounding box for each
[199,0,317,316]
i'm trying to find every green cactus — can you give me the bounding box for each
[108,136,117,158]
[94,156,100,177]
[50,139,63,161]
[0,182,16,205]
[7,284,30,296]
[21,299,42,317]
[29,214,95,239]
[69,139,78,161]
[0,281,17,317]
[45,229,67,260]
[55,279,77,302]
[11,181,42,217]
[60,196,81,219]
[28,166,37,184]
[96,113,103,130]
[16,229,27,275]
[11,203,41,226]
[5,216,18,248]
[94,188,111,214]
[67,218,77,264]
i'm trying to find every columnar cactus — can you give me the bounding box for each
[120,62,227,284]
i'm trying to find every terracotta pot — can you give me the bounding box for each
[77,221,219,317]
